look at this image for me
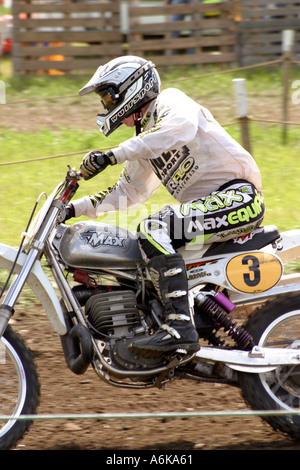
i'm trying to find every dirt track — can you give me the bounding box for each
[7,304,299,451]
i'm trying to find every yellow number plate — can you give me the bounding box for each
[226,252,283,293]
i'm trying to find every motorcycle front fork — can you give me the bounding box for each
[0,205,62,337]
[0,247,40,336]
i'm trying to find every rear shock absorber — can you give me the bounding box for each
[195,291,254,350]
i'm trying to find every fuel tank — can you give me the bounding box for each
[52,221,143,269]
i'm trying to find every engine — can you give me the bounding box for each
[85,290,141,338]
[84,289,165,370]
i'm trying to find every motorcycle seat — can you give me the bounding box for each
[202,225,281,257]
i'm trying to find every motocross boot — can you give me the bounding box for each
[131,253,200,357]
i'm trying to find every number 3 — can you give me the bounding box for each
[226,252,282,293]
[242,255,261,287]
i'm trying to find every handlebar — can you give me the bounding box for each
[61,167,82,204]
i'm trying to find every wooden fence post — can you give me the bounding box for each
[282,30,295,145]
[232,78,251,155]
[120,1,129,36]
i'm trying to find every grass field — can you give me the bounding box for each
[1,60,300,249]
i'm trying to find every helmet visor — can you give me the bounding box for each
[96,86,120,116]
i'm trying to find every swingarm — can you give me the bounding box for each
[195,344,300,373]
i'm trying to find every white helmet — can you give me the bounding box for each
[79,56,161,136]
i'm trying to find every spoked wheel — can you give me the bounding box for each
[0,326,40,450]
[239,294,300,439]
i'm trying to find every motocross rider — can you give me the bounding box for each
[64,56,265,357]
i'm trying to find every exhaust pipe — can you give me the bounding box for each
[60,311,93,375]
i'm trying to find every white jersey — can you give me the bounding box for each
[72,88,262,219]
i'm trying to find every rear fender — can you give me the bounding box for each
[0,243,67,335]
[277,229,300,263]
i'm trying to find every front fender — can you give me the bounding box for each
[0,243,67,335]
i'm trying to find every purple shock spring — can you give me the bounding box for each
[202,293,253,350]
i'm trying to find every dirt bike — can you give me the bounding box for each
[1,166,300,450]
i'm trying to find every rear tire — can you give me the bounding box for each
[239,294,300,439]
[0,325,40,450]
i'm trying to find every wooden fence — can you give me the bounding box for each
[126,0,237,67]
[11,0,124,74]
[10,0,300,75]
[239,0,300,65]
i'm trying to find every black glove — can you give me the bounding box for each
[60,203,75,223]
[80,150,116,180]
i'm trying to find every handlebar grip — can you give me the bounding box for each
[95,154,106,167]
